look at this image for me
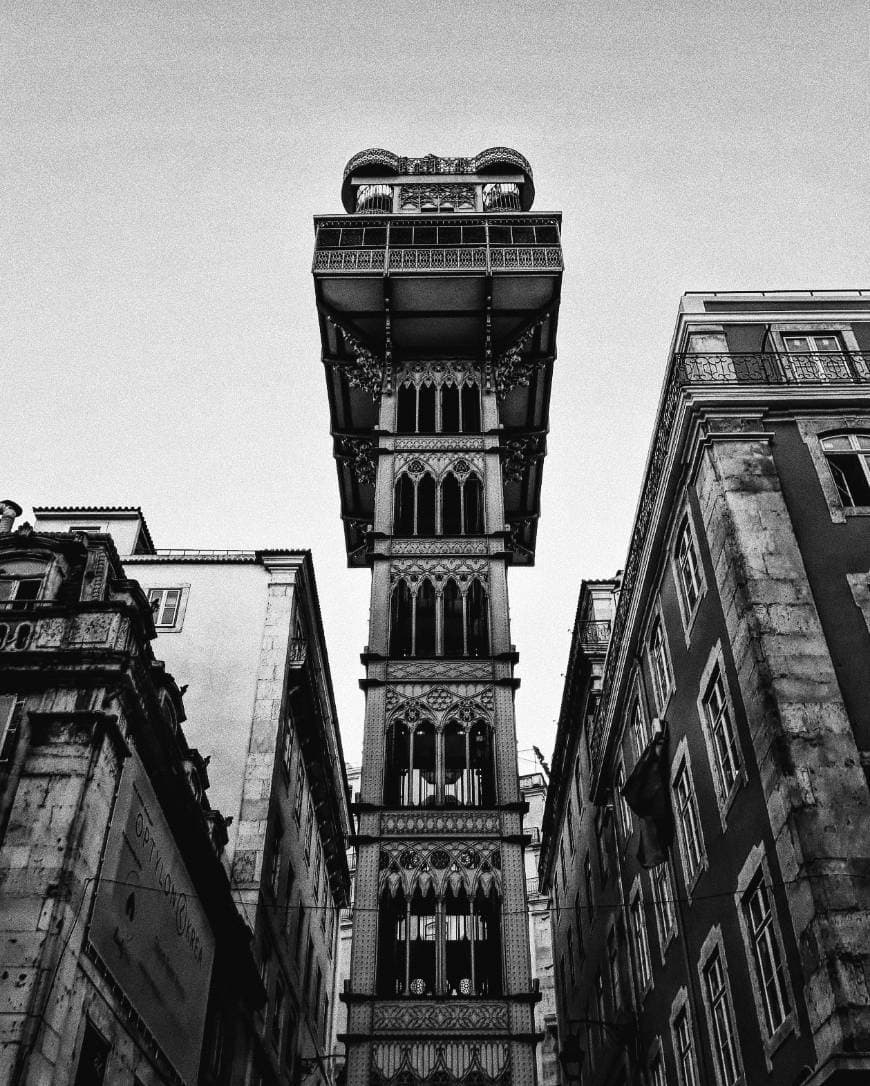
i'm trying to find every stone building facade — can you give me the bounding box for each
[314,147,563,1085]
[541,291,870,1086]
[0,505,264,1086]
[31,507,353,1086]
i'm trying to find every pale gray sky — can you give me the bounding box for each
[5,1,869,771]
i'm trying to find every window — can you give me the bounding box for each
[396,379,481,434]
[313,836,322,901]
[147,587,183,628]
[584,853,594,923]
[377,885,501,998]
[649,1048,667,1086]
[820,434,870,508]
[702,947,742,1085]
[559,840,567,887]
[390,576,489,658]
[743,876,791,1036]
[574,891,584,960]
[0,695,18,759]
[675,515,703,615]
[303,935,314,998]
[267,821,283,897]
[321,993,330,1045]
[567,927,576,986]
[74,1022,110,1086]
[272,977,285,1046]
[594,971,606,1044]
[574,755,583,809]
[648,614,673,709]
[630,696,649,760]
[567,801,576,855]
[383,717,494,808]
[553,869,560,922]
[293,760,305,824]
[672,1005,699,1086]
[0,573,43,603]
[702,663,742,802]
[673,758,705,884]
[606,926,622,1010]
[614,761,632,843]
[295,904,307,961]
[595,809,610,885]
[304,798,314,863]
[652,863,677,952]
[629,883,652,991]
[783,331,854,381]
[313,963,322,1014]
[284,860,296,935]
[281,717,293,778]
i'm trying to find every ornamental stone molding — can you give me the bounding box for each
[385,686,492,729]
[373,1001,509,1033]
[0,611,127,654]
[394,437,486,453]
[380,810,500,836]
[499,435,546,483]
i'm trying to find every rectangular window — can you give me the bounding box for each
[648,614,673,709]
[652,863,677,950]
[313,963,322,1013]
[147,587,182,628]
[594,972,606,1044]
[284,859,296,936]
[744,876,791,1035]
[821,433,870,508]
[0,695,17,758]
[281,718,294,778]
[595,810,610,885]
[606,927,621,1010]
[268,821,282,897]
[574,755,583,809]
[74,1022,110,1086]
[0,575,43,603]
[703,949,741,1085]
[313,836,322,900]
[272,976,285,1045]
[630,697,649,759]
[567,927,576,987]
[673,1007,698,1086]
[567,801,576,855]
[703,664,742,799]
[304,798,314,863]
[649,1050,667,1086]
[321,994,330,1045]
[293,760,305,824]
[295,904,307,962]
[673,761,704,882]
[630,888,652,990]
[676,515,702,614]
[553,869,560,922]
[303,936,314,999]
[560,839,568,886]
[584,853,594,923]
[615,761,631,843]
[783,331,853,381]
[574,891,584,958]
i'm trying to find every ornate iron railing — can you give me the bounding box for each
[287,637,308,665]
[589,350,870,783]
[579,619,611,648]
[313,245,562,274]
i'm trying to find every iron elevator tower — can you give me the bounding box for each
[314,147,563,1086]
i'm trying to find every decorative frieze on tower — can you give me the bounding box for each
[314,148,562,1086]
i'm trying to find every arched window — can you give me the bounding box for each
[442,474,462,536]
[418,385,436,432]
[466,581,490,657]
[389,581,413,657]
[441,384,460,432]
[461,382,481,433]
[473,889,503,995]
[409,720,437,807]
[377,887,407,996]
[442,720,467,807]
[416,474,436,536]
[397,384,416,433]
[384,721,411,806]
[463,475,484,534]
[442,579,464,657]
[393,475,415,537]
[415,580,436,657]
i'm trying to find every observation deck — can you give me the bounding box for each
[313,148,563,567]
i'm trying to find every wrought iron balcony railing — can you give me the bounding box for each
[589,350,870,781]
[579,619,611,649]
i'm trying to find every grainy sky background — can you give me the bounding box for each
[5,1,869,777]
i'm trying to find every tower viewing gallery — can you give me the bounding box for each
[313,149,562,1086]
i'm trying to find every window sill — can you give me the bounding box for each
[658,927,677,965]
[685,858,708,903]
[844,506,870,517]
[762,1012,798,1070]
[716,772,746,832]
[680,583,707,650]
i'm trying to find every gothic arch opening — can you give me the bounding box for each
[389,580,413,657]
[461,381,481,433]
[384,720,411,806]
[441,383,460,432]
[409,719,436,806]
[415,579,436,657]
[463,474,484,534]
[418,384,436,432]
[416,474,436,536]
[377,886,407,996]
[442,474,462,537]
[466,580,490,657]
[393,475,415,537]
[442,579,464,657]
[397,384,416,433]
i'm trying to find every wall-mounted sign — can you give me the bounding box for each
[89,751,215,1083]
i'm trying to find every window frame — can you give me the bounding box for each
[646,605,674,714]
[629,876,652,997]
[735,844,797,1064]
[697,643,745,825]
[671,506,707,643]
[670,987,700,1086]
[146,585,190,630]
[651,861,678,961]
[670,740,707,895]
[820,432,870,510]
[797,416,870,522]
[698,929,744,1086]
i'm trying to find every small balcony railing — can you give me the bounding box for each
[675,350,870,386]
[579,620,611,649]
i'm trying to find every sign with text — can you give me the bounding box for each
[89,751,215,1083]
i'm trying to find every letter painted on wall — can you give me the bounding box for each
[88,750,215,1084]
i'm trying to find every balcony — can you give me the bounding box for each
[676,350,870,385]
[312,216,562,276]
[579,619,611,650]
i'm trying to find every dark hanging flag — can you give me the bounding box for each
[621,727,674,868]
